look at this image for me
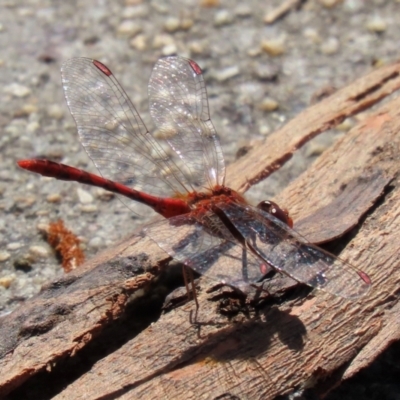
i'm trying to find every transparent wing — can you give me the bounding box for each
[217,202,371,299]
[148,57,225,190]
[144,213,266,289]
[61,57,191,197]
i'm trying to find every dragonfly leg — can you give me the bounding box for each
[182,265,199,309]
[241,247,250,283]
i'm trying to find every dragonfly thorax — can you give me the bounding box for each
[186,185,247,214]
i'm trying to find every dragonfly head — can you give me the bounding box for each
[256,200,293,228]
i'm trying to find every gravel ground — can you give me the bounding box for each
[0,0,399,398]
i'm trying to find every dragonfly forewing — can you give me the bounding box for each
[148,57,225,190]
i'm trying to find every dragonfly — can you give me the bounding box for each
[18,56,371,302]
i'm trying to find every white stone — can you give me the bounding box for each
[77,188,94,204]
[4,83,31,98]
[29,245,49,258]
[0,251,11,262]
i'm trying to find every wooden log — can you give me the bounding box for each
[1,61,400,399]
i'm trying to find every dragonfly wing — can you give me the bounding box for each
[217,202,371,299]
[144,214,266,289]
[148,57,225,190]
[61,58,189,197]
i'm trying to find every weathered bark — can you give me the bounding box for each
[1,61,400,400]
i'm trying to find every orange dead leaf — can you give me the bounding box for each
[46,220,85,272]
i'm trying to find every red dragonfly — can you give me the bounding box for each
[18,57,371,300]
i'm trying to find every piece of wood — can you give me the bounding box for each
[226,60,400,193]
[294,169,392,244]
[1,61,400,399]
[53,90,399,400]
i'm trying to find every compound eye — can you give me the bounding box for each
[257,200,293,228]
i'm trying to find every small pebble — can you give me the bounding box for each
[4,83,31,98]
[303,27,321,44]
[80,204,98,213]
[189,40,207,54]
[343,0,363,12]
[164,17,181,32]
[77,188,94,204]
[122,4,148,18]
[319,0,342,7]
[18,7,34,17]
[366,16,387,33]
[95,188,115,201]
[15,196,36,209]
[234,4,252,17]
[201,0,219,7]
[36,210,50,217]
[117,20,142,37]
[259,97,279,112]
[320,37,339,55]
[37,223,50,234]
[336,118,355,131]
[180,18,194,31]
[29,245,49,258]
[47,104,64,120]
[0,276,15,289]
[26,121,40,133]
[152,2,168,13]
[6,242,24,251]
[213,65,240,81]
[162,43,178,56]
[354,112,370,123]
[14,103,38,118]
[305,142,330,157]
[0,251,10,262]
[259,125,271,135]
[247,47,261,57]
[88,236,104,249]
[5,123,23,136]
[214,9,234,26]
[125,0,143,6]
[130,34,147,50]
[253,62,280,81]
[261,38,286,56]
[152,34,174,49]
[46,193,62,203]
